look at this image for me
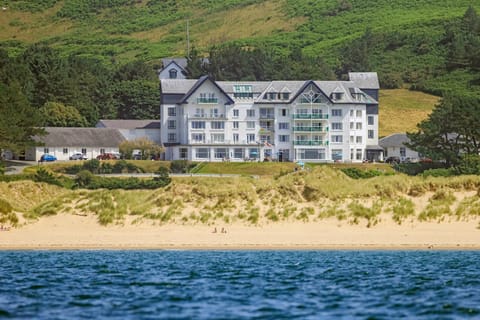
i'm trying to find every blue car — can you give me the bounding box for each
[40,154,57,162]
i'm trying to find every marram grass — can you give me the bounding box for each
[3,166,480,226]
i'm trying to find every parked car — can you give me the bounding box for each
[69,153,88,160]
[40,154,57,162]
[385,156,400,164]
[96,153,120,160]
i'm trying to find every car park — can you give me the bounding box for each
[40,154,57,162]
[69,153,88,160]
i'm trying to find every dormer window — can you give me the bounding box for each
[169,69,178,79]
[233,85,253,98]
[269,92,276,100]
[332,92,343,100]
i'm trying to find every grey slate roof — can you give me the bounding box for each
[162,58,188,69]
[379,133,410,148]
[161,77,379,104]
[37,128,125,147]
[96,120,160,130]
[348,72,380,89]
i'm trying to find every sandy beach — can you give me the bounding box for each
[1,213,479,250]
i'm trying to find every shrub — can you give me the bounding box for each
[34,167,63,187]
[0,198,18,226]
[170,160,195,173]
[82,159,101,173]
[341,168,384,179]
[422,168,454,177]
[391,198,415,224]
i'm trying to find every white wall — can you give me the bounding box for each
[32,147,121,161]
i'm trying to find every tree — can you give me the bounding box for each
[407,95,480,167]
[40,101,88,127]
[114,80,160,119]
[0,83,45,154]
[119,137,164,160]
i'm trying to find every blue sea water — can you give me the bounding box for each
[0,251,479,319]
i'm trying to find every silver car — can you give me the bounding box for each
[69,153,88,160]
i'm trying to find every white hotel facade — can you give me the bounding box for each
[160,72,382,163]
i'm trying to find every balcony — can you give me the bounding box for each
[191,113,225,119]
[292,114,329,120]
[259,114,275,119]
[197,97,218,104]
[293,140,329,146]
[293,126,328,132]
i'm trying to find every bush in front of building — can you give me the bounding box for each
[74,170,170,190]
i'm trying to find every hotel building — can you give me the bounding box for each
[160,72,381,162]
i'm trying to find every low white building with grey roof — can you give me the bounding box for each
[160,73,382,163]
[379,133,419,162]
[26,127,126,161]
[96,119,161,144]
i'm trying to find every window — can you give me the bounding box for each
[233,109,239,118]
[233,85,253,98]
[249,148,259,159]
[356,122,362,130]
[368,130,374,139]
[247,134,256,143]
[279,122,289,130]
[332,149,343,161]
[247,121,255,129]
[195,148,209,159]
[282,92,290,100]
[368,116,374,125]
[356,149,362,160]
[195,108,205,117]
[281,109,288,117]
[169,69,177,79]
[331,135,343,143]
[247,109,255,117]
[214,148,227,159]
[400,147,406,157]
[350,122,354,130]
[63,148,68,154]
[233,121,239,129]
[168,107,176,116]
[81,148,87,155]
[168,120,176,129]
[199,93,217,103]
[298,148,325,160]
[356,110,362,117]
[332,122,343,131]
[278,135,290,142]
[332,109,342,117]
[350,109,354,117]
[350,136,354,143]
[191,133,205,143]
[332,92,343,100]
[179,148,188,159]
[356,136,362,144]
[233,133,239,143]
[191,121,205,129]
[100,148,105,155]
[44,148,49,154]
[168,133,176,142]
[211,121,225,130]
[233,148,244,159]
[211,134,225,143]
[260,135,271,143]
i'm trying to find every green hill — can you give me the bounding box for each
[0,0,478,133]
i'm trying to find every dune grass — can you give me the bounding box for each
[4,166,480,227]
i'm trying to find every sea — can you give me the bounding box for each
[0,250,479,319]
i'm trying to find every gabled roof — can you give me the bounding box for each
[179,75,235,105]
[37,128,126,147]
[288,80,333,104]
[162,58,188,70]
[379,133,411,148]
[349,72,380,89]
[96,120,160,130]
[160,77,379,105]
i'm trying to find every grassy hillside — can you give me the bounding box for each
[379,89,439,137]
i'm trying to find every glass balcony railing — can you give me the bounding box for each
[197,97,218,104]
[293,140,329,146]
[292,114,329,119]
[293,126,329,132]
[192,113,225,118]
